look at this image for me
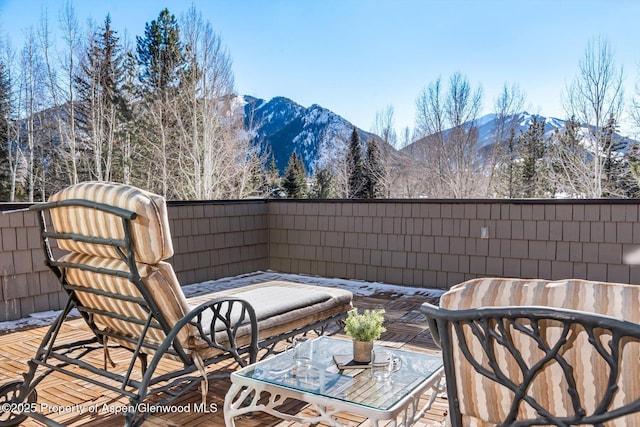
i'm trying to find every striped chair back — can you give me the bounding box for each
[436,278,640,427]
[42,182,198,359]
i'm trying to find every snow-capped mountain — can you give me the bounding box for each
[405,111,632,154]
[242,96,377,174]
[474,112,568,149]
[240,97,636,178]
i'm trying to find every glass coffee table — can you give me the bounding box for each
[224,336,444,426]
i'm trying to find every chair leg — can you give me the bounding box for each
[0,379,38,426]
[0,301,73,426]
[138,353,148,375]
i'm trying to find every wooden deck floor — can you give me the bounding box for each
[0,287,448,426]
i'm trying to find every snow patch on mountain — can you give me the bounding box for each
[241,96,636,180]
[243,95,375,174]
[404,111,633,158]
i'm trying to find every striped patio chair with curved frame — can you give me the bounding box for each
[421,277,640,427]
[0,182,352,427]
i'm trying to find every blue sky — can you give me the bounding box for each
[1,0,639,137]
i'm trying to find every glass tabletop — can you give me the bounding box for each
[237,336,443,411]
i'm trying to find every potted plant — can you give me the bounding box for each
[344,308,386,363]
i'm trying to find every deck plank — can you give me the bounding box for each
[0,289,447,426]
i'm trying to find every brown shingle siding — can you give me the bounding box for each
[5,199,640,321]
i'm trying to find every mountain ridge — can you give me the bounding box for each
[241,96,635,177]
[242,95,377,174]
[404,111,633,154]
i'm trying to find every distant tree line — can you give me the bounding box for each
[263,36,640,200]
[380,36,640,199]
[1,9,639,202]
[275,127,386,199]
[0,6,263,201]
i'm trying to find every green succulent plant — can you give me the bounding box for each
[344,308,386,342]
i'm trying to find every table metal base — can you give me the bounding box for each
[224,370,445,426]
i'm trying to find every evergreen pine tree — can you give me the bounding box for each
[627,143,640,190]
[364,138,384,198]
[550,115,583,198]
[119,48,139,186]
[244,152,266,198]
[518,116,546,198]
[617,144,640,198]
[282,152,307,198]
[136,9,184,98]
[269,154,278,177]
[76,14,127,182]
[267,154,283,198]
[311,167,334,198]
[136,8,185,195]
[600,113,628,197]
[347,127,366,198]
[505,128,517,198]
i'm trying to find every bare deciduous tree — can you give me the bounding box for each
[367,107,398,197]
[371,105,397,148]
[414,72,485,198]
[398,126,413,149]
[175,7,262,200]
[58,2,80,184]
[315,127,351,198]
[39,3,81,186]
[490,82,526,197]
[548,117,591,198]
[561,36,624,198]
[19,28,46,201]
[1,41,24,201]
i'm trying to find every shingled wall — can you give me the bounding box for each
[2,198,640,321]
[0,200,268,321]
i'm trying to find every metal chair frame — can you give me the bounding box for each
[421,302,640,427]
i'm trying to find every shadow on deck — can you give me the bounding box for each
[0,278,448,426]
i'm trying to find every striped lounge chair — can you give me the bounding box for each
[0,182,352,426]
[421,277,640,426]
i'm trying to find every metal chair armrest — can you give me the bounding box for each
[181,297,259,366]
[420,302,442,349]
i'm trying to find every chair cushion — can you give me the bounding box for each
[187,281,353,357]
[440,278,640,426]
[60,253,195,350]
[193,284,331,332]
[62,255,353,361]
[441,278,640,321]
[48,182,173,264]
